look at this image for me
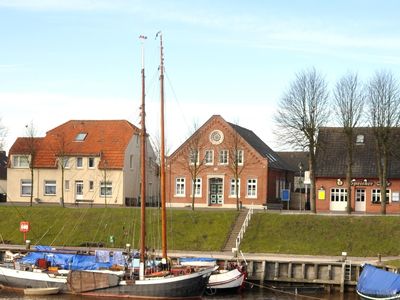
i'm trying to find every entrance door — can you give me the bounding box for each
[209,178,223,205]
[329,188,347,211]
[355,189,366,212]
[75,181,84,200]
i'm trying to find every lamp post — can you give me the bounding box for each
[298,162,304,211]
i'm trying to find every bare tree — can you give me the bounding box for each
[180,123,207,211]
[25,122,38,207]
[367,71,400,215]
[0,118,7,151]
[275,68,330,213]
[333,73,365,214]
[225,123,246,211]
[53,132,70,208]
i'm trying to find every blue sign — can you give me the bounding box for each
[281,189,290,202]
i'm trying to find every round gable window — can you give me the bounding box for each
[209,130,224,145]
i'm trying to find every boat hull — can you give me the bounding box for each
[82,267,213,299]
[357,290,400,300]
[207,268,245,289]
[24,287,60,295]
[0,265,68,292]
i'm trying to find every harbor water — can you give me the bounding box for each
[0,288,359,300]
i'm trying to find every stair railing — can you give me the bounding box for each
[235,204,254,251]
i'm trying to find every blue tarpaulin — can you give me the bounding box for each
[179,257,216,263]
[357,264,400,297]
[18,246,126,270]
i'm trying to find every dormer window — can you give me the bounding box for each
[356,134,364,144]
[75,133,87,141]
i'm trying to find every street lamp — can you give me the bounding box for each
[298,162,304,211]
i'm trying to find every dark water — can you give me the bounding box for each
[0,288,359,300]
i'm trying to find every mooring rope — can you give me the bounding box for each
[247,281,324,300]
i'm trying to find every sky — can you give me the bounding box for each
[1,0,400,154]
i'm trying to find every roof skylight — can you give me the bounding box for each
[75,132,87,141]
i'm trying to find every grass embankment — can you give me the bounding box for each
[0,206,237,251]
[240,213,400,257]
[1,207,399,258]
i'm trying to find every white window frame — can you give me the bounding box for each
[13,155,30,168]
[330,188,348,202]
[175,177,185,197]
[61,157,70,169]
[89,180,94,191]
[205,150,214,165]
[236,150,244,165]
[355,189,366,202]
[191,178,202,197]
[44,180,56,196]
[21,179,32,196]
[229,178,240,197]
[100,181,112,196]
[371,189,390,204]
[76,157,83,169]
[246,178,257,198]
[88,157,95,169]
[219,150,228,165]
[189,149,199,165]
[65,180,70,190]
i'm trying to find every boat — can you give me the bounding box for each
[179,257,247,293]
[356,264,400,300]
[0,33,214,298]
[24,287,60,295]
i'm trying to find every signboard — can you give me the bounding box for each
[19,221,30,233]
[281,189,290,202]
[318,189,326,200]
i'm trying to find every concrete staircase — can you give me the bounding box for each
[222,208,250,252]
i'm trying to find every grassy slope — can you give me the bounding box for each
[1,207,399,257]
[240,213,400,256]
[0,206,238,251]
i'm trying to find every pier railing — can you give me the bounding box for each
[235,205,254,250]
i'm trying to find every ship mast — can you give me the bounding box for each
[139,34,147,280]
[156,31,167,260]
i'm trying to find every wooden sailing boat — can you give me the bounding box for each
[0,33,215,299]
[71,32,215,299]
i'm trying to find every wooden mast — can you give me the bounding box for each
[157,31,167,260]
[139,35,147,280]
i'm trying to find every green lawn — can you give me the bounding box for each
[240,213,400,257]
[0,206,238,251]
[1,207,399,258]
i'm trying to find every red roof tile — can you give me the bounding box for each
[9,120,140,169]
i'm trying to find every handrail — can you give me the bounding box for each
[235,205,254,250]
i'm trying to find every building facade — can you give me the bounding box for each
[315,127,400,213]
[166,115,294,209]
[0,151,7,201]
[7,120,159,206]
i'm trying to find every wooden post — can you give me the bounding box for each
[340,263,346,293]
[274,262,279,279]
[260,261,266,285]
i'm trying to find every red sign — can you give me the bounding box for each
[19,221,30,233]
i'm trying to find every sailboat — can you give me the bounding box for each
[0,33,215,299]
[74,31,215,299]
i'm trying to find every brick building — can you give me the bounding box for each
[166,115,294,209]
[315,127,400,213]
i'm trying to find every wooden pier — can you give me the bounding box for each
[1,245,394,292]
[245,259,360,292]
